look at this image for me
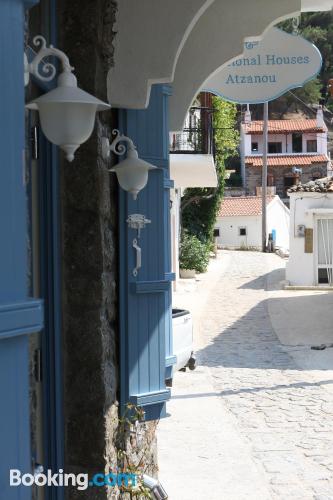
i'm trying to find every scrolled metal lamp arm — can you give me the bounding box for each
[110,129,138,157]
[25,35,74,85]
[101,129,139,160]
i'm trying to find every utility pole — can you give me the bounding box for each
[262,101,268,253]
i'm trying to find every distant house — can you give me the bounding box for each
[240,108,330,203]
[215,196,290,250]
[287,177,333,286]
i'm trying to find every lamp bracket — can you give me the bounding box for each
[126,213,151,238]
[24,35,74,86]
[102,130,138,160]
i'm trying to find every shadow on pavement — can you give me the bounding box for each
[238,268,285,290]
[171,377,333,400]
[195,292,333,371]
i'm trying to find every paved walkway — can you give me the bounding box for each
[158,251,333,500]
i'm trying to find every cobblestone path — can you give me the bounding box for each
[198,251,333,499]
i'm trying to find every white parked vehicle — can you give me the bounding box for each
[172,308,196,373]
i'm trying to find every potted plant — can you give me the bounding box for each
[179,234,210,278]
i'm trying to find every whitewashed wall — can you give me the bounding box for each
[267,197,290,249]
[286,193,333,285]
[215,215,262,249]
[247,133,287,154]
[244,132,327,156]
[216,198,289,250]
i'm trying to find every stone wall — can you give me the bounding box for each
[57,1,158,497]
[246,164,328,199]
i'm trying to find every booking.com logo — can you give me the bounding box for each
[10,469,137,491]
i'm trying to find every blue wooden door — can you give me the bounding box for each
[0,1,43,498]
[119,84,175,421]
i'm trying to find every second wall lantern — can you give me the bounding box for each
[25,36,110,161]
[102,130,157,200]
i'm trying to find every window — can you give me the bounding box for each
[239,227,247,236]
[292,133,303,153]
[284,176,298,189]
[318,268,329,284]
[307,139,317,153]
[251,142,258,152]
[267,173,275,187]
[317,218,333,285]
[268,142,282,154]
[312,172,321,181]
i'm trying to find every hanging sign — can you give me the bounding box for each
[203,27,322,104]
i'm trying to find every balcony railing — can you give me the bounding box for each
[170,127,214,155]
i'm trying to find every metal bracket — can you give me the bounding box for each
[126,214,151,239]
[24,35,74,87]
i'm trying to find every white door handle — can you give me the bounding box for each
[133,238,142,277]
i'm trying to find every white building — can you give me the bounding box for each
[287,178,333,286]
[240,108,330,203]
[215,196,290,250]
[170,154,218,283]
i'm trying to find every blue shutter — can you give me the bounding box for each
[0,1,43,498]
[119,84,175,421]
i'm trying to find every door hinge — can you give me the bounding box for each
[31,126,39,160]
[34,349,42,383]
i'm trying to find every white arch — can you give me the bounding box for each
[107,0,333,114]
[169,0,305,131]
[107,0,214,109]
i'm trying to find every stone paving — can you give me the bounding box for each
[158,251,333,500]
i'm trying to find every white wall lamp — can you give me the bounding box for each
[25,36,110,161]
[102,130,157,200]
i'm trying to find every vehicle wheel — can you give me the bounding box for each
[187,354,196,371]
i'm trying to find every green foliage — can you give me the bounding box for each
[181,97,239,244]
[179,233,210,273]
[279,12,333,108]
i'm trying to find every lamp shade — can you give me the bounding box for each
[26,72,110,161]
[110,157,157,200]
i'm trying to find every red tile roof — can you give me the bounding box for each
[218,196,275,217]
[244,119,326,134]
[245,154,328,167]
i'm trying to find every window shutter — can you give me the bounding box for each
[119,85,175,420]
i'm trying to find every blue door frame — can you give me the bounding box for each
[0,1,64,498]
[37,137,64,500]
[0,1,43,499]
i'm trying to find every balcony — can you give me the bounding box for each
[170,127,214,155]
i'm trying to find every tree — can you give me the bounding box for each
[279,12,333,110]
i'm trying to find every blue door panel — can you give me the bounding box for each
[0,336,31,500]
[0,1,43,499]
[119,85,175,420]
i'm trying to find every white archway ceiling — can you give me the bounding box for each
[170,0,333,131]
[169,0,304,131]
[107,0,214,109]
[107,0,333,127]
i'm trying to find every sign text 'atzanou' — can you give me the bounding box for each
[203,27,322,104]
